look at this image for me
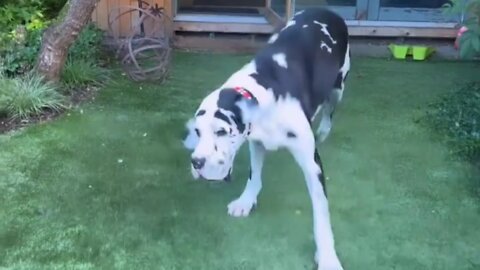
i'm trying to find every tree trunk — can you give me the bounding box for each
[35,0,100,82]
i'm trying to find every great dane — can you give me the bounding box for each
[183,7,350,270]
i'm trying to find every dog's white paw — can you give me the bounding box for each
[315,250,343,270]
[227,196,256,217]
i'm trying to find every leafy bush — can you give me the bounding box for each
[41,0,68,19]
[0,0,45,41]
[0,0,67,24]
[1,23,105,77]
[0,75,16,117]
[0,0,104,76]
[67,23,105,62]
[61,60,111,89]
[444,0,480,59]
[424,82,480,163]
[0,27,44,76]
[0,73,66,119]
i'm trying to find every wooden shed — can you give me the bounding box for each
[92,0,461,39]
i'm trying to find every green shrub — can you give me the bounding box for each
[1,27,44,76]
[0,0,45,40]
[0,73,67,119]
[444,0,480,59]
[0,75,16,117]
[0,0,48,75]
[67,23,105,62]
[0,0,66,25]
[1,23,105,77]
[424,82,480,163]
[41,0,68,19]
[61,60,111,89]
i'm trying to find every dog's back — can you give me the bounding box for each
[251,8,350,121]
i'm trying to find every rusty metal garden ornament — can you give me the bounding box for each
[108,0,173,82]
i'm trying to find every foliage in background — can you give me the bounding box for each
[0,0,104,76]
[0,0,50,76]
[66,23,105,63]
[0,0,107,122]
[0,0,45,42]
[0,27,44,76]
[444,0,480,59]
[0,73,67,119]
[40,0,69,19]
[0,0,67,24]
[424,82,480,164]
[1,23,105,77]
[61,60,111,90]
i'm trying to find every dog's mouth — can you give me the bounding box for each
[193,167,232,182]
[223,168,232,182]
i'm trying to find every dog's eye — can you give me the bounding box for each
[195,128,200,137]
[215,129,227,136]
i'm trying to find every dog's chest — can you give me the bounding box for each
[247,100,306,151]
[248,119,286,150]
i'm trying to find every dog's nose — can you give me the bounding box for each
[191,157,206,170]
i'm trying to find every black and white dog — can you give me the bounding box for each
[183,8,350,270]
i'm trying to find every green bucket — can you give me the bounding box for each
[412,46,435,61]
[388,44,435,61]
[388,44,410,59]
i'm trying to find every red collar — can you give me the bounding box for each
[234,86,253,100]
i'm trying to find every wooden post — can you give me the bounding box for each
[164,0,175,17]
[286,0,293,19]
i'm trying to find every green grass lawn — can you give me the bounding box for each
[1,52,479,270]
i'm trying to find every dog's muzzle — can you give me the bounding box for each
[191,164,232,182]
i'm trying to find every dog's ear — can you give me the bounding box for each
[182,118,199,150]
[235,97,258,124]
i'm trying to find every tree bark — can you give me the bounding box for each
[35,0,100,82]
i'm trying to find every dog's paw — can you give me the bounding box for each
[315,250,343,270]
[227,196,256,217]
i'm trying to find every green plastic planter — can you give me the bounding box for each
[411,46,435,61]
[388,44,410,59]
[388,44,435,61]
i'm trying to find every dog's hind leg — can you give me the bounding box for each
[316,75,345,143]
[289,127,343,270]
[317,45,350,144]
[316,101,335,143]
[227,141,265,217]
[314,149,327,196]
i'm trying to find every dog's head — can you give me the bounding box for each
[183,87,257,181]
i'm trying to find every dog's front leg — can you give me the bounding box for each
[289,132,343,270]
[227,140,265,217]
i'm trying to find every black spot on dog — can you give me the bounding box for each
[287,131,296,138]
[196,109,206,116]
[195,128,200,137]
[333,72,343,90]
[214,110,231,125]
[248,168,252,180]
[314,149,327,197]
[217,88,257,134]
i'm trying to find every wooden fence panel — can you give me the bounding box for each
[92,0,168,37]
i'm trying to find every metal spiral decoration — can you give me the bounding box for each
[108,1,173,82]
